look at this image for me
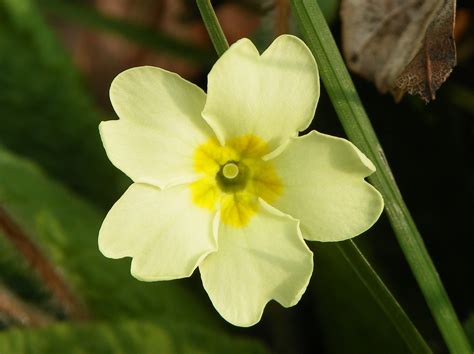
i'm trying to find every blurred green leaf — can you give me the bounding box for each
[0,0,121,207]
[0,320,269,354]
[0,146,216,324]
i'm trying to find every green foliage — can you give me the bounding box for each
[0,320,269,354]
[0,2,269,353]
[0,146,216,324]
[0,0,121,207]
[0,139,271,352]
[290,1,472,353]
[0,2,271,346]
[0,0,471,353]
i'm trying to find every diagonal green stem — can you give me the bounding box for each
[337,241,431,354]
[196,0,229,57]
[196,0,433,353]
[290,1,472,353]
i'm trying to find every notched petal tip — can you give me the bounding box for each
[258,200,314,307]
[203,34,320,153]
[101,65,213,188]
[129,245,216,282]
[199,199,313,327]
[99,184,217,282]
[304,131,377,177]
[227,37,260,54]
[272,131,384,242]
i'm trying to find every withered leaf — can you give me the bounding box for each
[341,0,456,102]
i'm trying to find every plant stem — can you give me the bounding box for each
[196,1,433,353]
[337,241,432,354]
[291,1,472,353]
[196,0,229,57]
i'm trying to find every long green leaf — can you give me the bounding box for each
[290,1,472,353]
[196,0,228,57]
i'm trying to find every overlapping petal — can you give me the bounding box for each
[101,66,214,188]
[99,183,217,281]
[199,201,313,327]
[202,35,319,153]
[98,34,386,328]
[271,131,384,242]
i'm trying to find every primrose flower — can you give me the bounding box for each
[98,35,384,327]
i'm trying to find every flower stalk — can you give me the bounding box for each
[290,1,472,353]
[337,241,432,354]
[196,0,228,57]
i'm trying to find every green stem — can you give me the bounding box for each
[196,0,229,57]
[291,1,472,353]
[196,1,433,353]
[337,241,431,354]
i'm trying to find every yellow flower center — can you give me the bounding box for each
[190,135,283,227]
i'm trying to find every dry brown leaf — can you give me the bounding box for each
[341,0,457,102]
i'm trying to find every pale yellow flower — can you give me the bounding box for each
[98,35,384,327]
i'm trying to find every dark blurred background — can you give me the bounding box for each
[0,0,472,353]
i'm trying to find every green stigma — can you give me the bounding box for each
[216,161,248,193]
